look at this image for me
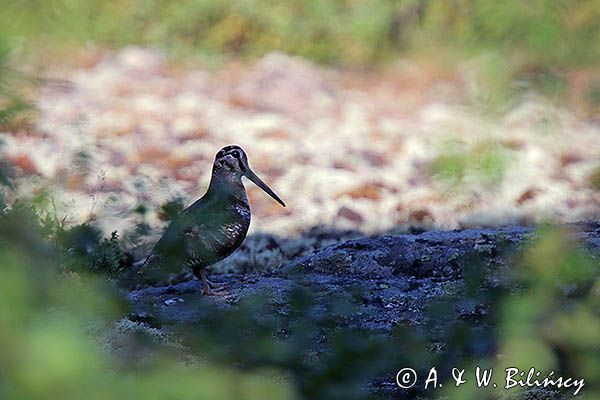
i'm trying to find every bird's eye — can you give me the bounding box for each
[232,150,240,158]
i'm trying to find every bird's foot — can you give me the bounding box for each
[201,281,228,295]
[196,269,227,296]
[201,286,228,296]
[207,278,228,289]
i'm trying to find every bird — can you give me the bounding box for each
[140,145,285,295]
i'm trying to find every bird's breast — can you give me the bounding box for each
[206,202,251,258]
[233,203,251,222]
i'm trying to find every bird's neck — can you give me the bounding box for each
[207,172,247,203]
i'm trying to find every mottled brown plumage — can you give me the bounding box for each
[141,145,285,295]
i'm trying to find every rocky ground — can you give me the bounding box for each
[128,222,600,328]
[123,222,600,398]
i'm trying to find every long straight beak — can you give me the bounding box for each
[245,169,286,207]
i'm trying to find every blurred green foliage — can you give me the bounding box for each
[0,0,597,125]
[423,0,600,67]
[57,225,129,276]
[590,164,600,191]
[0,199,294,400]
[431,138,508,186]
[442,228,600,400]
[0,0,598,67]
[0,39,31,129]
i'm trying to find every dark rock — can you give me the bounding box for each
[124,223,600,398]
[127,312,161,328]
[127,224,600,327]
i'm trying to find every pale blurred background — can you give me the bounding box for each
[1,0,599,237]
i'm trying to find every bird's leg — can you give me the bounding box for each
[193,267,213,296]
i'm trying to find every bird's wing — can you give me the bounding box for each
[151,195,238,264]
[179,206,244,266]
[139,201,208,276]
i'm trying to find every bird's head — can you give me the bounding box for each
[212,145,286,207]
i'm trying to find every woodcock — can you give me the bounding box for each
[141,145,285,295]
